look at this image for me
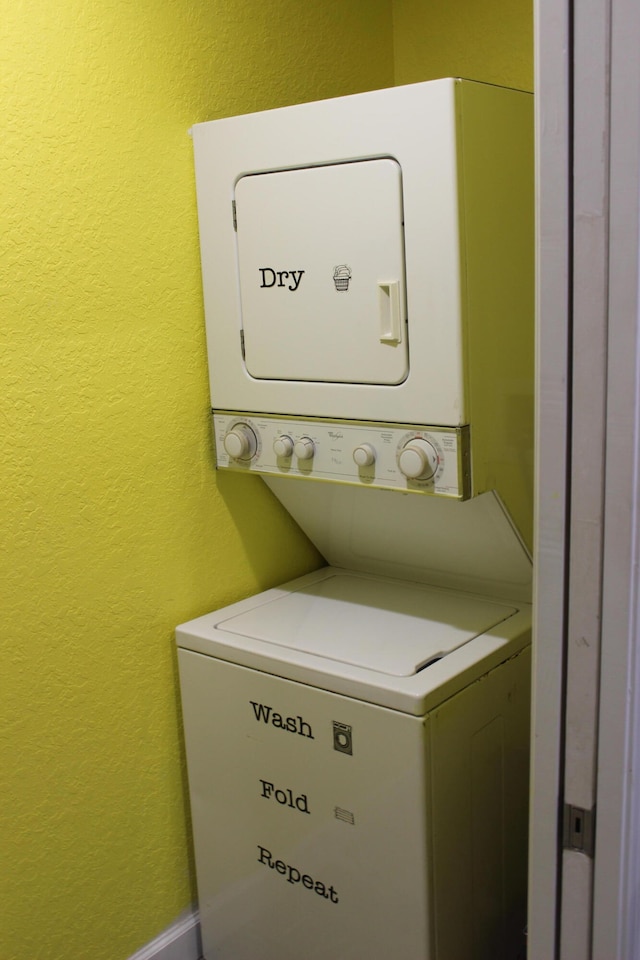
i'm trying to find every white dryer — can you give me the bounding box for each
[191,76,535,547]
[179,78,534,960]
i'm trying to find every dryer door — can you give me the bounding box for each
[235,159,408,385]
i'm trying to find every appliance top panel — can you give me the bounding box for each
[215,570,516,678]
[177,567,531,714]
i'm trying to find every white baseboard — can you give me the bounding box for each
[127,906,201,960]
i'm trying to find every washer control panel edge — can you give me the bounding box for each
[213,411,471,499]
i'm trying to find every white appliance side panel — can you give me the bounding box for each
[178,651,433,960]
[263,480,533,602]
[430,643,531,959]
[192,78,465,424]
[236,160,408,385]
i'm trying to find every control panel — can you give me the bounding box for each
[213,412,471,499]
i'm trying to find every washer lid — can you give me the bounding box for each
[216,572,516,677]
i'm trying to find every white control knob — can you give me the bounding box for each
[398,438,438,480]
[273,435,294,458]
[223,423,257,460]
[353,443,376,468]
[294,437,315,461]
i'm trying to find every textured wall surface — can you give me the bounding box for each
[392,0,534,91]
[1,3,393,959]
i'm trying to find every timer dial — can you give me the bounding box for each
[273,435,294,458]
[398,438,438,480]
[223,423,257,461]
[294,437,315,461]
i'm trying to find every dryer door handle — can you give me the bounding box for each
[378,281,402,344]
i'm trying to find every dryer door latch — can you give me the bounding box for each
[378,281,402,344]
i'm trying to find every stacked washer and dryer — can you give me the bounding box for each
[177,79,534,960]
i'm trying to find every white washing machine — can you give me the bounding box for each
[179,79,534,959]
[178,565,530,960]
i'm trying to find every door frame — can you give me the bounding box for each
[530,0,640,956]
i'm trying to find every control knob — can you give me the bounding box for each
[353,443,376,467]
[294,437,315,461]
[223,422,257,461]
[273,435,294,458]
[398,438,438,480]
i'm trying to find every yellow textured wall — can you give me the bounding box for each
[392,0,533,91]
[1,3,393,959]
